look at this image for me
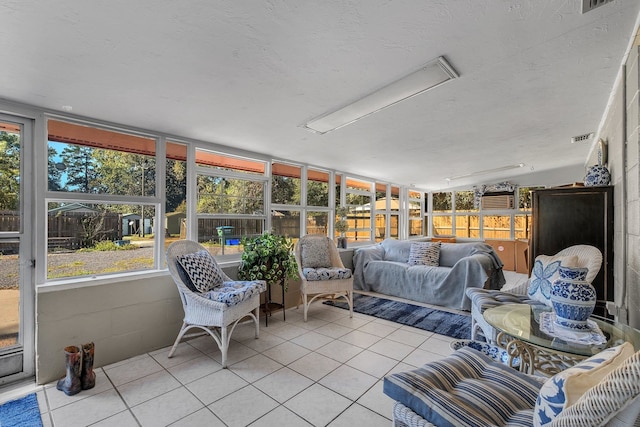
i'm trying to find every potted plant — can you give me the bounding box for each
[237,231,298,291]
[335,206,349,249]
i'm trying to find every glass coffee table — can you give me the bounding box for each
[483,303,640,376]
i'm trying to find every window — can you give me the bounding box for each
[165,142,187,241]
[272,210,301,239]
[408,190,423,237]
[272,162,301,205]
[344,178,372,242]
[482,215,512,239]
[46,202,156,279]
[46,119,159,280]
[307,168,329,207]
[196,150,267,256]
[0,127,20,231]
[454,190,478,238]
[373,183,400,241]
[514,186,541,239]
[306,211,328,235]
[456,214,480,238]
[432,191,453,236]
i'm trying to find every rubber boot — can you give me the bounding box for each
[56,345,82,396]
[80,342,96,390]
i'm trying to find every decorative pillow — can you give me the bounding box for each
[534,342,635,427]
[407,242,441,266]
[300,236,331,268]
[527,254,579,306]
[552,350,640,427]
[176,250,225,293]
[203,280,266,306]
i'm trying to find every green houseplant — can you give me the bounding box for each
[237,231,298,291]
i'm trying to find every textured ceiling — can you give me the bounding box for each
[1,0,639,190]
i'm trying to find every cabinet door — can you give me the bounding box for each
[532,186,613,316]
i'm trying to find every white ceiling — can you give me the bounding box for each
[1,0,639,190]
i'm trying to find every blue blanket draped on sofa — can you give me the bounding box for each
[353,239,505,311]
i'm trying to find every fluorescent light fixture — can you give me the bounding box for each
[445,163,525,182]
[304,56,459,134]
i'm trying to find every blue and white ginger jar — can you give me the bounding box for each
[550,266,596,331]
[584,164,610,186]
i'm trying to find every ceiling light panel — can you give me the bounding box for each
[304,56,459,134]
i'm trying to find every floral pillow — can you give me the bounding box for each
[407,242,441,266]
[534,342,634,427]
[176,250,225,293]
[527,254,578,306]
[203,281,267,306]
[300,236,331,268]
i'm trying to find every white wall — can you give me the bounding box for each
[590,43,640,329]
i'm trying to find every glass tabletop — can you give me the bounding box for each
[483,304,640,357]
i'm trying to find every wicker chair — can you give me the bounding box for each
[294,234,354,322]
[466,245,603,342]
[166,240,265,368]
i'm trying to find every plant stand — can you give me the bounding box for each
[262,279,285,327]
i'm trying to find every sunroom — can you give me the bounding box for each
[1,1,640,425]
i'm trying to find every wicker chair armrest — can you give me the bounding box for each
[549,351,640,427]
[179,287,233,310]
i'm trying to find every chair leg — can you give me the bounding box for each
[303,291,309,322]
[168,322,188,358]
[470,318,477,341]
[347,291,353,318]
[220,326,229,368]
[253,306,260,339]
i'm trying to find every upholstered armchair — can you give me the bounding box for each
[466,245,603,342]
[294,234,354,322]
[384,343,640,427]
[166,240,266,368]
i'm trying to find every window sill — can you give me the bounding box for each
[37,270,169,293]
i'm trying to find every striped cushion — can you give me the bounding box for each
[466,288,543,312]
[383,347,543,427]
[303,267,352,281]
[408,242,441,266]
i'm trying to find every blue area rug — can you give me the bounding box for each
[324,294,471,339]
[0,393,43,427]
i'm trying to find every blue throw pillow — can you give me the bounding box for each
[527,254,578,306]
[408,242,441,266]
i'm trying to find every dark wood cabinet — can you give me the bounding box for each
[531,186,613,317]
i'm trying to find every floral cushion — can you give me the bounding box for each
[300,236,331,268]
[303,267,352,281]
[176,250,225,293]
[527,254,578,306]
[203,280,266,306]
[408,242,441,266]
[534,342,634,427]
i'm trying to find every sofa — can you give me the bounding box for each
[353,239,505,310]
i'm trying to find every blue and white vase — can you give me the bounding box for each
[584,164,610,186]
[550,266,596,331]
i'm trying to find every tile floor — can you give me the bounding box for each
[2,296,466,427]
